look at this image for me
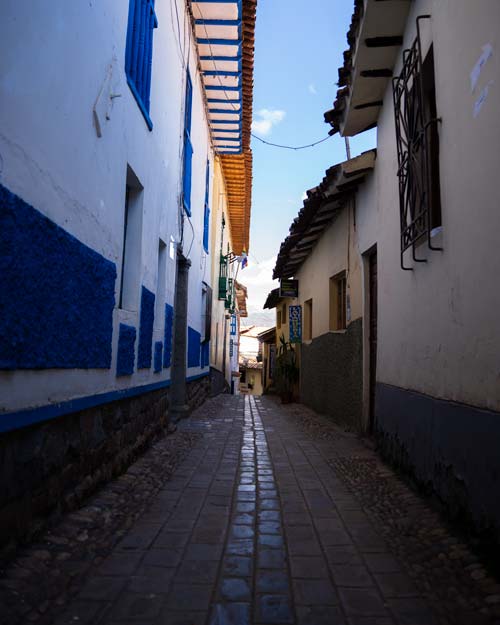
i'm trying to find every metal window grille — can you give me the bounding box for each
[392,16,442,270]
[125,0,158,129]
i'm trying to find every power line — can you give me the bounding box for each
[250,132,333,150]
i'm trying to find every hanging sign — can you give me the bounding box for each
[280,279,299,298]
[289,305,302,343]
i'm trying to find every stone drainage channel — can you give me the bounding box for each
[210,394,293,624]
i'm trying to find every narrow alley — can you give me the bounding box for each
[2,395,497,625]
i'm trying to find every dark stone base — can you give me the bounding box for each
[210,366,229,397]
[375,382,500,545]
[300,318,363,431]
[0,376,209,550]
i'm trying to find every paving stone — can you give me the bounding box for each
[209,602,251,625]
[296,605,347,625]
[290,556,329,579]
[293,578,339,606]
[98,551,144,576]
[258,534,284,549]
[127,564,175,593]
[338,587,389,617]
[176,559,219,584]
[222,556,253,577]
[219,577,251,601]
[233,513,254,525]
[161,610,206,625]
[108,591,165,620]
[258,510,281,522]
[236,501,255,512]
[256,594,294,624]
[363,553,402,573]
[184,543,223,561]
[258,547,287,569]
[259,521,282,535]
[231,524,254,539]
[226,539,254,557]
[256,569,290,593]
[331,564,375,588]
[166,584,213,611]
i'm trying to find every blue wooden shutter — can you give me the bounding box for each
[183,72,193,214]
[203,160,210,252]
[125,0,157,129]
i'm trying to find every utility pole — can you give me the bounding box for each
[345,137,351,160]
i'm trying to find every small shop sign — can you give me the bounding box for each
[289,305,302,343]
[280,278,299,298]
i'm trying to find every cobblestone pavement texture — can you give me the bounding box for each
[2,394,499,625]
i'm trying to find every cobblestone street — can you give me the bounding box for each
[3,395,499,625]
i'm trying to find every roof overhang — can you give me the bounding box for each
[273,150,376,279]
[324,0,411,136]
[191,0,256,254]
[263,288,280,310]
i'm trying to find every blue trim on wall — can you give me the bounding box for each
[116,324,136,376]
[137,286,155,369]
[0,183,116,370]
[154,341,163,373]
[201,341,210,369]
[0,371,210,434]
[188,327,201,368]
[163,303,174,368]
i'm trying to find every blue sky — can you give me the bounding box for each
[242,0,376,323]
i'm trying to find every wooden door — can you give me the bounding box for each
[368,252,378,433]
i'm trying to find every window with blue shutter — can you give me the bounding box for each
[203,160,210,253]
[183,72,194,215]
[125,0,158,131]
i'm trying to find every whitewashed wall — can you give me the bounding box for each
[0,0,214,413]
[374,0,500,411]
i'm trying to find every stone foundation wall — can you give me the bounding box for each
[375,382,500,545]
[210,366,228,397]
[0,376,209,549]
[300,318,363,431]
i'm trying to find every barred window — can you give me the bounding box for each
[392,16,442,270]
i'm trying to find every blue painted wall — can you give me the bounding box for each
[163,303,174,368]
[117,324,136,376]
[188,327,201,368]
[0,183,116,370]
[201,341,210,369]
[137,286,155,369]
[154,341,163,373]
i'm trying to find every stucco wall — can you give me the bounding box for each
[374,0,500,412]
[0,1,213,421]
[295,200,363,337]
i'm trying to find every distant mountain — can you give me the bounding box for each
[242,309,275,328]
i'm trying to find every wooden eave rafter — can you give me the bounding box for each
[273,150,376,279]
[324,0,411,137]
[192,0,256,255]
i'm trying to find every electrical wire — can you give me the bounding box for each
[250,132,333,150]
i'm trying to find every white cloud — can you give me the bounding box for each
[238,255,278,326]
[301,191,308,202]
[308,83,317,95]
[251,109,286,136]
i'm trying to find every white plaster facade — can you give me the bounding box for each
[371,0,500,412]
[0,1,215,414]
